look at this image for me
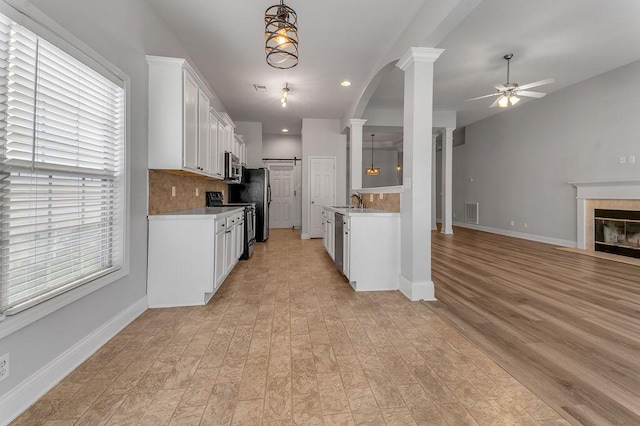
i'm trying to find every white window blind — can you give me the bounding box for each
[0,13,125,315]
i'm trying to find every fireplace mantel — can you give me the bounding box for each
[570,179,640,249]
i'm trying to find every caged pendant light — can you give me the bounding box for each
[365,134,380,176]
[265,0,299,69]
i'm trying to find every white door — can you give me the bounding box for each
[197,90,210,173]
[268,164,295,229]
[215,230,226,287]
[183,72,199,171]
[309,157,335,238]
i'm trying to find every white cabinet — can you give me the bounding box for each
[323,210,335,260]
[214,223,226,287]
[147,208,245,308]
[322,207,400,292]
[209,110,222,179]
[343,217,350,279]
[235,216,244,259]
[183,71,199,172]
[147,56,227,179]
[196,90,212,174]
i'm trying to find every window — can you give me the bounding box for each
[0,12,126,316]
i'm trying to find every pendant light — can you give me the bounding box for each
[365,134,380,176]
[265,0,299,69]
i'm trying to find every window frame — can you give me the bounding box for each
[0,0,131,340]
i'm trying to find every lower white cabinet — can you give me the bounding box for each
[323,211,335,259]
[148,208,244,308]
[322,207,400,291]
[343,217,350,279]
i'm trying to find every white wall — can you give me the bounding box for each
[236,121,263,168]
[263,134,302,159]
[301,119,347,237]
[263,134,303,227]
[453,59,640,243]
[0,0,210,414]
[362,148,402,188]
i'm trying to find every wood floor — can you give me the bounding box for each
[431,227,640,426]
[12,229,567,426]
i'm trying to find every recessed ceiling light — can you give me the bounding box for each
[340,80,351,87]
[282,128,289,133]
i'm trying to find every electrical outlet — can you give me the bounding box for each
[620,156,626,164]
[379,193,383,200]
[196,188,199,197]
[369,194,374,202]
[171,186,176,197]
[524,222,528,229]
[630,155,636,164]
[0,353,9,383]
[510,220,515,227]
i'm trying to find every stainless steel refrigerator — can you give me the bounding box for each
[228,168,270,242]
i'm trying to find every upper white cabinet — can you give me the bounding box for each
[182,70,200,172]
[148,56,224,179]
[209,110,222,179]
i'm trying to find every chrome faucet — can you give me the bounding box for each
[351,193,364,208]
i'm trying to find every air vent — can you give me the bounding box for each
[253,84,268,92]
[465,202,479,224]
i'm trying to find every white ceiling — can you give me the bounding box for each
[148,0,640,135]
[147,0,429,135]
[368,0,640,127]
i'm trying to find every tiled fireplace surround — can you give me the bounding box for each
[571,179,640,250]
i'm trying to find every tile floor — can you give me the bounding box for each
[12,230,568,425]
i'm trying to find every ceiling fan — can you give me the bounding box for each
[466,54,554,108]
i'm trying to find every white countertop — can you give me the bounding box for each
[323,205,400,217]
[148,206,244,220]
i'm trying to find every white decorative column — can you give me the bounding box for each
[347,119,367,192]
[431,133,438,231]
[441,127,454,234]
[396,47,444,302]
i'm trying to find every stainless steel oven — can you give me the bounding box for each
[224,152,241,181]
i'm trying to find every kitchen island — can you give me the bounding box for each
[147,207,245,307]
[322,206,401,292]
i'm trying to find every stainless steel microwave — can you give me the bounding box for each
[224,152,241,181]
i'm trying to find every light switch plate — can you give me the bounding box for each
[630,155,636,164]
[620,156,626,164]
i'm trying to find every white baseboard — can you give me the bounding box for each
[0,297,148,426]
[452,221,577,248]
[399,275,436,302]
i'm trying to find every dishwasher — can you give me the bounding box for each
[334,212,344,273]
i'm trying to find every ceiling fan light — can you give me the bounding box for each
[498,95,509,108]
[510,95,520,105]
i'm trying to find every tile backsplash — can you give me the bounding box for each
[148,170,228,215]
[353,192,401,212]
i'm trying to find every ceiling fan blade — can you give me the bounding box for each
[494,84,508,91]
[489,97,501,108]
[517,90,546,98]
[517,78,555,91]
[466,93,500,102]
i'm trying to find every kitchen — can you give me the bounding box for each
[3,1,639,425]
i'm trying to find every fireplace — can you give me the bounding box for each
[571,179,640,253]
[594,209,640,258]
